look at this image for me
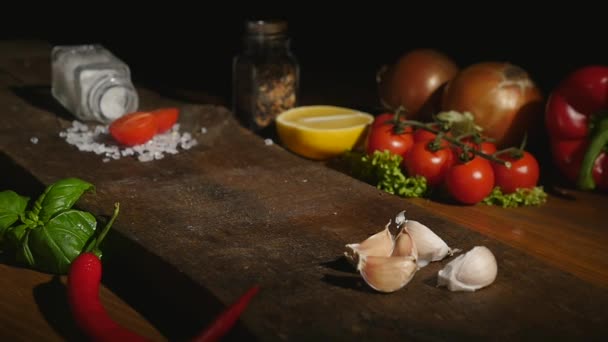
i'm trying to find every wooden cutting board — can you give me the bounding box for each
[1,41,607,341]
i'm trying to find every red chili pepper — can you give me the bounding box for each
[191,285,260,342]
[66,202,145,341]
[545,65,608,191]
[68,252,150,342]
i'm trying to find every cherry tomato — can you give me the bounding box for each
[366,123,414,157]
[109,111,157,146]
[405,141,455,187]
[151,107,179,133]
[492,151,540,193]
[445,157,495,204]
[478,141,498,155]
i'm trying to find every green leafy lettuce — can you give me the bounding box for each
[337,150,427,198]
[482,186,548,208]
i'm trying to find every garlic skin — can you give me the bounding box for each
[358,255,418,293]
[344,221,393,266]
[437,246,498,292]
[406,220,456,267]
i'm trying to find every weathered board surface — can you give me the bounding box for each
[1,41,607,341]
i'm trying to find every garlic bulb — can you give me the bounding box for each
[437,246,497,292]
[344,218,418,293]
[406,220,457,267]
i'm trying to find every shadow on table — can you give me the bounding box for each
[9,85,74,121]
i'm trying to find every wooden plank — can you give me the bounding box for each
[1,40,608,340]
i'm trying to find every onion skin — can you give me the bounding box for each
[377,49,459,120]
[441,62,544,148]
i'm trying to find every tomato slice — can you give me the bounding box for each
[151,107,179,133]
[109,111,158,146]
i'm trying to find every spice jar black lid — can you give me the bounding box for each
[245,20,288,36]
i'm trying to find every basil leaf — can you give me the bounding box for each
[16,229,35,267]
[2,223,29,255]
[32,178,94,224]
[27,209,97,274]
[6,223,29,245]
[0,190,29,233]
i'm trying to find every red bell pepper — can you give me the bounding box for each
[545,65,608,191]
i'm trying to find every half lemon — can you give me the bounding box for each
[276,105,374,160]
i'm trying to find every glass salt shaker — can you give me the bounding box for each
[51,44,139,124]
[232,20,300,132]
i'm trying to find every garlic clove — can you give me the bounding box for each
[391,225,419,261]
[345,221,394,266]
[437,246,498,292]
[406,220,457,268]
[358,255,418,293]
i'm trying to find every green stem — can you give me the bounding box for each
[88,202,120,252]
[428,132,445,152]
[577,117,608,190]
[402,120,511,167]
[493,147,523,159]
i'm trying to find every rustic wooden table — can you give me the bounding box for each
[1,40,607,341]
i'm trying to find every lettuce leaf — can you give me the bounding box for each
[337,150,427,198]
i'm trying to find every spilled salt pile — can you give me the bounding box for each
[59,120,198,162]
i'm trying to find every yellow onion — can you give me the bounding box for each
[441,62,544,148]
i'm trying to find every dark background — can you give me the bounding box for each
[2,6,608,109]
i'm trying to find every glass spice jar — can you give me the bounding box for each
[232,20,300,132]
[51,44,139,124]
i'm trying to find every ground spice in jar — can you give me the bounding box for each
[254,63,297,127]
[233,20,300,132]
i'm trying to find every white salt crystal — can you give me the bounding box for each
[30,137,39,144]
[59,120,198,162]
[264,138,273,146]
[201,127,207,134]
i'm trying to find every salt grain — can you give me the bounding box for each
[59,120,198,162]
[264,138,274,146]
[30,137,39,144]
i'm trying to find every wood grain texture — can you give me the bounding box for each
[1,40,607,341]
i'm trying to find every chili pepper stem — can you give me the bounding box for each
[401,120,511,167]
[86,202,120,254]
[577,117,608,190]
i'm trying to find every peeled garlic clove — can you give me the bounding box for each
[358,255,418,293]
[407,220,456,268]
[437,246,498,292]
[345,221,394,266]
